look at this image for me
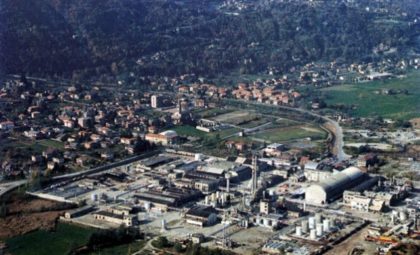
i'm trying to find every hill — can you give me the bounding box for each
[1,0,419,80]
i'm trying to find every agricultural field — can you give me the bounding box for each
[322,69,420,120]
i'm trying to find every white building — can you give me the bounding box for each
[305,167,366,205]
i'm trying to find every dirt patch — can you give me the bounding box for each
[0,193,74,239]
[325,226,377,255]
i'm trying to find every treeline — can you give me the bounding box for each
[1,0,419,80]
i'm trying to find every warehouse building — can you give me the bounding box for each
[185,205,218,227]
[305,167,366,205]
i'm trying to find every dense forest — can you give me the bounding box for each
[1,0,419,80]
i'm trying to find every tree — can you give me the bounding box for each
[153,236,170,248]
[174,242,184,253]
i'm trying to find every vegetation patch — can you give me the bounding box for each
[5,223,95,255]
[322,70,420,120]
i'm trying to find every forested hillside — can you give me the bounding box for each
[1,0,419,80]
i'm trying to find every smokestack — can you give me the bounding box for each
[225,173,231,193]
[252,154,258,196]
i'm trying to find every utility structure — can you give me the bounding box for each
[225,173,231,193]
[251,154,258,196]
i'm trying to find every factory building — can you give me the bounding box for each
[305,167,366,205]
[93,210,135,226]
[135,187,203,211]
[253,213,284,230]
[184,205,218,227]
[93,205,136,226]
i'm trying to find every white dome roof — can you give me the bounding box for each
[160,130,178,138]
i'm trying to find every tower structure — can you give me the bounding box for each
[252,154,258,196]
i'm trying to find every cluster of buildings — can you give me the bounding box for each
[23,140,419,254]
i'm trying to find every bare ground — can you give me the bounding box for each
[0,193,74,239]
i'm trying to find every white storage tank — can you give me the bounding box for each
[144,201,151,211]
[323,219,330,232]
[310,229,317,239]
[309,217,316,229]
[205,196,209,205]
[295,226,302,236]
[316,223,323,236]
[399,211,407,221]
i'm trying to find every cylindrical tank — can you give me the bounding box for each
[296,226,302,236]
[315,213,322,224]
[144,201,151,211]
[301,220,309,233]
[216,191,220,199]
[316,223,323,236]
[323,219,330,232]
[205,196,209,205]
[309,217,316,229]
[399,211,407,221]
[310,229,317,239]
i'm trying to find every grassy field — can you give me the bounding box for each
[11,139,65,153]
[322,69,420,120]
[171,125,209,139]
[5,223,95,255]
[252,125,327,143]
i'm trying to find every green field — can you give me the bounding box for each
[322,70,420,120]
[5,223,95,255]
[171,125,210,138]
[252,125,327,143]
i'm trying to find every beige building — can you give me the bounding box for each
[93,206,136,226]
[260,200,271,214]
[343,191,385,212]
[145,130,178,145]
